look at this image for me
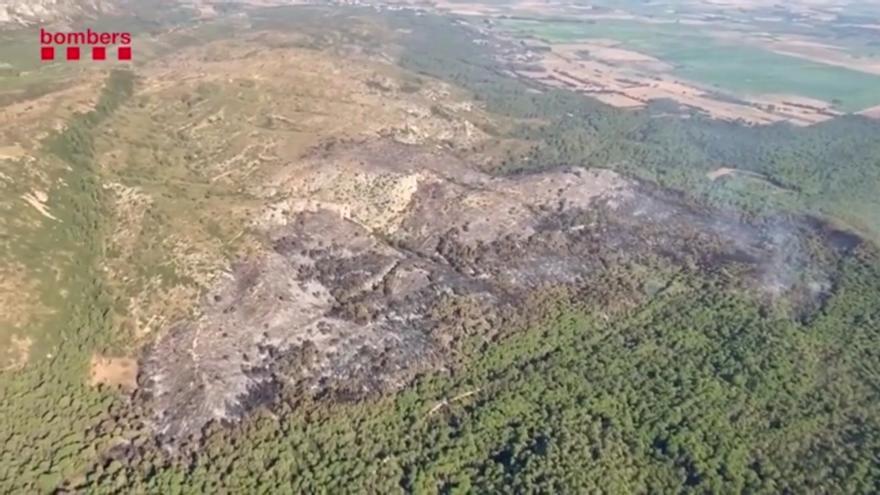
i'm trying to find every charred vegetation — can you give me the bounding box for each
[140,140,861,445]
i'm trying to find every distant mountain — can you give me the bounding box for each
[0,0,327,28]
[0,0,118,26]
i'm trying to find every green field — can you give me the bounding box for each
[499,19,880,113]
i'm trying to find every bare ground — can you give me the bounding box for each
[89,355,138,391]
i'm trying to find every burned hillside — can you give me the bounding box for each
[140,140,858,443]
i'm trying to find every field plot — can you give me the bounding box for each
[499,19,880,115]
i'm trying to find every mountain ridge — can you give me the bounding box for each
[0,0,118,27]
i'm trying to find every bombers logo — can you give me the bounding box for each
[40,28,132,61]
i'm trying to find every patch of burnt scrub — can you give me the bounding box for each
[138,141,862,446]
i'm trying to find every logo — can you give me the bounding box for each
[40,28,132,61]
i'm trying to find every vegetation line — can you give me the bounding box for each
[0,69,135,494]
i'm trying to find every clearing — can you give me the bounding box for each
[89,355,138,390]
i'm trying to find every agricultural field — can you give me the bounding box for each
[499,19,880,113]
[501,21,880,112]
[413,0,880,123]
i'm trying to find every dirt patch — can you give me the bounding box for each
[1,335,32,372]
[0,144,26,160]
[89,355,138,391]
